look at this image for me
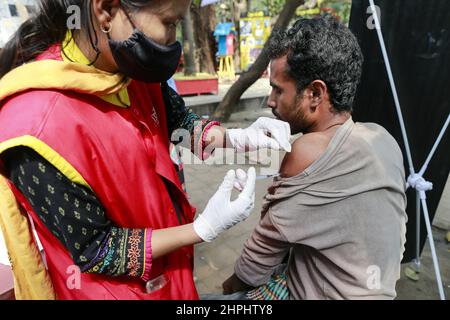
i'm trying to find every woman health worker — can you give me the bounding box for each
[0,0,291,299]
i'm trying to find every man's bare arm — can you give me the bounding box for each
[280,133,331,178]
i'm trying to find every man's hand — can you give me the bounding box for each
[222,273,253,295]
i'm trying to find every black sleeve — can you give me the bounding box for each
[2,147,151,279]
[161,83,221,157]
[162,82,203,137]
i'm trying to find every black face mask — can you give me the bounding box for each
[107,12,182,83]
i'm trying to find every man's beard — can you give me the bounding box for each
[272,95,311,134]
[291,95,311,134]
[292,108,309,134]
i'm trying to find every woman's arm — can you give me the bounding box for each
[151,223,202,260]
[162,84,292,156]
[3,147,203,281]
[162,83,224,158]
[4,147,255,280]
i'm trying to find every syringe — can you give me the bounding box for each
[255,173,280,181]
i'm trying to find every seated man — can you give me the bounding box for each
[223,16,407,300]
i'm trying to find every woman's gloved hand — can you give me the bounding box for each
[193,167,256,242]
[233,168,248,191]
[226,117,292,153]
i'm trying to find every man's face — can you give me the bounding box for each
[267,56,310,134]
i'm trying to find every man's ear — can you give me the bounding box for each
[309,80,328,109]
[91,0,121,26]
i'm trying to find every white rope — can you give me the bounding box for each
[407,174,433,195]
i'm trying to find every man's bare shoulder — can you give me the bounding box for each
[280,132,331,178]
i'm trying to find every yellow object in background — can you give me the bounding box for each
[0,175,56,299]
[218,55,236,81]
[239,11,272,71]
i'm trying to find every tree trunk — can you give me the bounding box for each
[181,8,197,76]
[232,0,248,73]
[191,4,217,75]
[233,0,247,22]
[212,0,305,122]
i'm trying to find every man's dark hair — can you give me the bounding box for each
[268,15,364,113]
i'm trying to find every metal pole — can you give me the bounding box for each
[368,0,415,176]
[414,191,421,269]
[414,113,449,272]
[418,113,450,177]
[420,192,446,300]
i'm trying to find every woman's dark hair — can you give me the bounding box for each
[268,15,364,113]
[0,0,150,79]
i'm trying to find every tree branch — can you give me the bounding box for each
[212,0,305,122]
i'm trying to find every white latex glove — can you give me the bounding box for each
[193,167,256,242]
[226,117,292,153]
[233,168,247,191]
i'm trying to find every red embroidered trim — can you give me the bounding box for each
[127,229,142,277]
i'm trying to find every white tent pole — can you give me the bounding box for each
[368,0,415,176]
[414,113,449,270]
[368,0,446,300]
[420,194,446,300]
[418,113,450,177]
[415,192,421,266]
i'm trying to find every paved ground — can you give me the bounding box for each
[396,231,450,300]
[183,82,450,299]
